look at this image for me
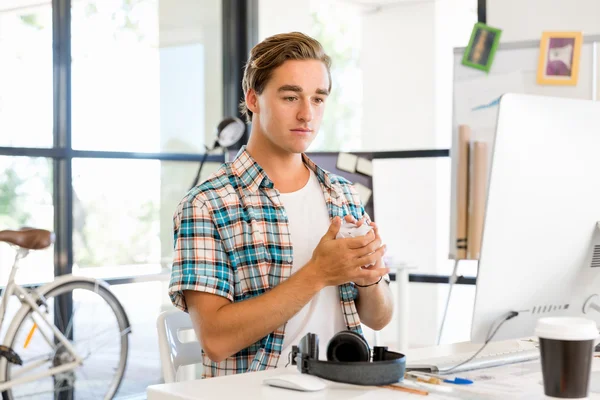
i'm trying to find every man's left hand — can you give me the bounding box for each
[342,215,386,287]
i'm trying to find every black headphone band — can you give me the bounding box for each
[294,348,406,386]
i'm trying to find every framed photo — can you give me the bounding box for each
[462,23,502,73]
[537,31,583,85]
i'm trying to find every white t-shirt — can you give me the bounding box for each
[275,169,346,367]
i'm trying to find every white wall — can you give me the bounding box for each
[159,0,222,147]
[361,2,436,151]
[258,0,311,41]
[488,0,600,42]
[372,158,448,348]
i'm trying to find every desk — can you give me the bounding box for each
[147,340,600,399]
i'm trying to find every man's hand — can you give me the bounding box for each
[344,216,387,286]
[307,216,389,287]
[340,215,394,330]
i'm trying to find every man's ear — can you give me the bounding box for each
[245,88,259,116]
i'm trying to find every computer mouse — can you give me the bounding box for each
[263,373,327,392]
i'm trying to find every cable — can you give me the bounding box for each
[437,259,460,345]
[189,147,210,191]
[285,351,292,368]
[442,311,519,374]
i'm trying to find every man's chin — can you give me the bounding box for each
[288,143,312,154]
[267,135,314,155]
[289,137,315,153]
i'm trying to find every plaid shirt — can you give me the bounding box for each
[169,146,370,377]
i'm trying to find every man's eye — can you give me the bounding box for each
[284,97,297,102]
[314,98,324,104]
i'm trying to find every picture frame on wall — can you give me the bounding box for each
[536,31,583,86]
[462,22,502,73]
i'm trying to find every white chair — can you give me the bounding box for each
[156,309,203,383]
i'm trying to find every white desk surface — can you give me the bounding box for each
[147,339,600,399]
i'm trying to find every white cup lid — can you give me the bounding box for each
[535,317,599,341]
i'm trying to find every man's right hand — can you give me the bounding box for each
[308,216,389,287]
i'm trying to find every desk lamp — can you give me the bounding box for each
[189,117,246,190]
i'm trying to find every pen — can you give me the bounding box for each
[402,378,453,394]
[381,384,429,396]
[406,374,443,385]
[444,377,474,385]
[407,371,474,385]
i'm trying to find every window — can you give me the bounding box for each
[0,156,54,284]
[70,0,222,153]
[0,3,53,148]
[71,158,222,276]
[0,0,235,395]
[309,1,363,151]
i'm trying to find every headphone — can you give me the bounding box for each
[290,331,406,386]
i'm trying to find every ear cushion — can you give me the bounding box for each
[326,331,370,362]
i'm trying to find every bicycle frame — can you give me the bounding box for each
[0,248,83,391]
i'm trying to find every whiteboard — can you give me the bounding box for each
[449,36,600,260]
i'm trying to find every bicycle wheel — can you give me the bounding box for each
[2,280,130,399]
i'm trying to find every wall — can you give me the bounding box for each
[258,0,311,40]
[159,0,222,147]
[361,2,436,151]
[488,0,600,42]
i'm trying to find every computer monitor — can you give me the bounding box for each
[470,93,600,344]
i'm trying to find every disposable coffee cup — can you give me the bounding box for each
[535,317,599,399]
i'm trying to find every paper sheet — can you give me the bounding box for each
[403,361,542,399]
[356,157,373,176]
[336,153,358,173]
[406,358,600,399]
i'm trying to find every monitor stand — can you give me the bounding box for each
[586,294,600,394]
[580,294,600,394]
[580,223,600,392]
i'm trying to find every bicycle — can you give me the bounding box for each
[0,228,131,399]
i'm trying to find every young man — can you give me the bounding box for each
[169,32,393,378]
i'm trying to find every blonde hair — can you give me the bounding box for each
[239,32,332,123]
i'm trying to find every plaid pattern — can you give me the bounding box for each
[169,146,370,377]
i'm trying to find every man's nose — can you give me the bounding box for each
[297,99,314,122]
